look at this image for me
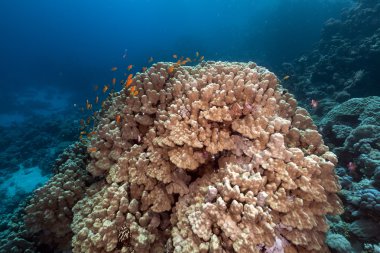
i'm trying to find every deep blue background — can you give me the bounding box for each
[0,0,352,126]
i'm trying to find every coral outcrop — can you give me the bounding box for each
[0,142,91,253]
[319,97,380,251]
[71,61,342,252]
[1,61,342,252]
[282,0,380,117]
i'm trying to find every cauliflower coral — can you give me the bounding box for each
[26,61,343,253]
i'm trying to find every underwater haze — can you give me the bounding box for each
[2,0,380,252]
[0,0,350,125]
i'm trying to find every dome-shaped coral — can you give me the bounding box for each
[69,61,342,253]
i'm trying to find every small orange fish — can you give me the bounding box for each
[130,86,136,93]
[125,74,133,87]
[93,84,99,91]
[199,56,204,61]
[283,75,290,81]
[142,67,147,72]
[310,99,318,109]
[133,90,139,96]
[95,96,99,104]
[87,147,97,152]
[168,65,174,74]
[112,78,116,86]
[127,65,133,71]
[181,60,188,65]
[80,131,87,135]
[111,67,118,72]
[103,85,109,93]
[186,57,191,62]
[148,57,153,63]
[173,54,178,59]
[126,78,133,87]
[115,114,121,123]
[196,51,199,57]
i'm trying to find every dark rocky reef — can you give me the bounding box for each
[319,97,380,253]
[282,0,380,118]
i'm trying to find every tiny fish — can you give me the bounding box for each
[80,131,87,135]
[127,65,133,71]
[80,119,85,126]
[196,51,199,57]
[173,54,178,59]
[112,78,116,86]
[168,65,174,74]
[181,60,188,65]
[86,116,91,124]
[115,114,121,123]
[125,74,133,87]
[111,67,118,71]
[186,57,191,62]
[95,96,99,104]
[199,56,204,61]
[133,90,139,96]
[310,99,318,109]
[148,57,154,63]
[130,86,136,94]
[103,85,109,93]
[87,147,97,152]
[347,162,357,173]
[283,75,290,81]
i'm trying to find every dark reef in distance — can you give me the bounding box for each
[282,0,380,118]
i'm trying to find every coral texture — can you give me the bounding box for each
[282,0,380,116]
[319,96,380,249]
[70,61,342,252]
[22,143,91,251]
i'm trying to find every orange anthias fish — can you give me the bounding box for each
[172,54,178,59]
[127,65,133,71]
[87,147,97,152]
[111,67,118,72]
[115,114,121,124]
[148,57,154,63]
[125,74,133,87]
[168,65,174,74]
[103,85,109,93]
[112,78,116,86]
[310,99,318,109]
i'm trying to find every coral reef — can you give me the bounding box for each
[0,142,91,253]
[319,96,380,252]
[281,0,380,117]
[1,61,343,252]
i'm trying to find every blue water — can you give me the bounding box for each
[0,0,350,126]
[5,1,380,252]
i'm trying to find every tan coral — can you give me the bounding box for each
[22,61,343,253]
